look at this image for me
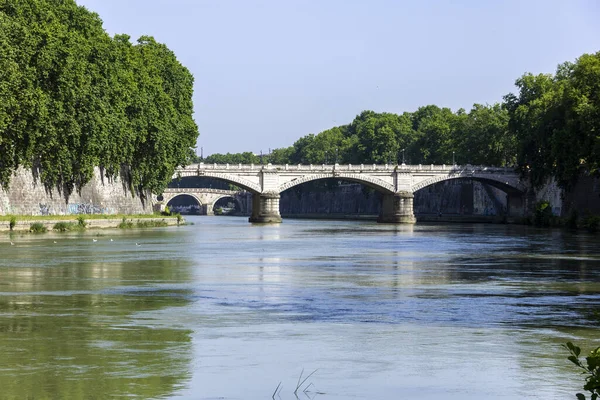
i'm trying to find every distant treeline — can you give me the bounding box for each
[199,51,599,190]
[0,0,198,196]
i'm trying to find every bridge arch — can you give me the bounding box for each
[411,173,526,194]
[278,173,395,194]
[164,193,204,215]
[162,193,203,206]
[211,194,244,214]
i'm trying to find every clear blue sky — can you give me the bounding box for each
[76,0,599,156]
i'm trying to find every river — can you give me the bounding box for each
[1,216,599,399]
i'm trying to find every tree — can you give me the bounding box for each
[0,0,198,196]
[504,51,600,189]
[454,103,514,166]
[504,73,560,187]
[411,105,455,164]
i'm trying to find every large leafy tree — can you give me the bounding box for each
[559,53,600,182]
[505,51,600,189]
[0,0,198,196]
[504,73,560,187]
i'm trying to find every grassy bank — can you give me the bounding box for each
[1,214,182,232]
[0,213,173,221]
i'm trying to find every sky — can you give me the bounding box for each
[75,0,600,156]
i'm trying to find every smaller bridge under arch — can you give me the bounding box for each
[164,193,203,215]
[160,188,251,216]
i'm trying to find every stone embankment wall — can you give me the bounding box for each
[0,167,153,216]
[280,180,512,218]
[280,184,381,216]
[280,179,566,219]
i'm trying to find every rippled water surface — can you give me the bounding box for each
[1,216,599,399]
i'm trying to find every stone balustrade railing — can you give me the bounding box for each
[163,187,244,194]
[181,163,516,174]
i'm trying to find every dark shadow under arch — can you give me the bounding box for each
[279,178,383,217]
[279,173,395,194]
[213,196,243,215]
[413,175,525,196]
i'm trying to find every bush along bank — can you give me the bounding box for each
[520,201,600,233]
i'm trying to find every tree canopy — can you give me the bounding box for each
[0,0,198,196]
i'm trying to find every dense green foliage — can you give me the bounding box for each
[53,221,77,232]
[195,51,599,191]
[204,151,261,164]
[29,222,47,233]
[505,53,600,189]
[0,0,198,195]
[564,342,600,400]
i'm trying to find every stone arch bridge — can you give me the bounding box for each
[165,163,529,223]
[160,188,252,215]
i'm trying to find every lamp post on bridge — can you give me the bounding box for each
[335,148,338,164]
[401,148,405,165]
[452,151,455,165]
[325,150,328,164]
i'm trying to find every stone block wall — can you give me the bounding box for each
[535,178,563,216]
[0,167,153,216]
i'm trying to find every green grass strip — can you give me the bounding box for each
[0,213,178,221]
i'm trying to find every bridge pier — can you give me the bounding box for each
[378,192,417,224]
[249,191,282,223]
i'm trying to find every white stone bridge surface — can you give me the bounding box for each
[168,163,528,224]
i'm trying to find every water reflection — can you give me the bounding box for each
[0,232,194,399]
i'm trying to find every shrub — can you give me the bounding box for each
[176,213,183,225]
[118,217,133,229]
[29,222,47,233]
[161,205,171,216]
[77,215,87,228]
[9,216,16,231]
[564,342,600,399]
[214,207,223,215]
[582,215,600,233]
[53,222,76,232]
[566,209,579,230]
[534,201,553,227]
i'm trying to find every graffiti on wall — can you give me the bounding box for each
[39,203,51,216]
[67,203,114,215]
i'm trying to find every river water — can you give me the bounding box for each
[1,216,599,399]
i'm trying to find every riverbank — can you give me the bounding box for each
[0,214,181,232]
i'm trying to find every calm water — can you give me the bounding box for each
[1,216,599,399]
